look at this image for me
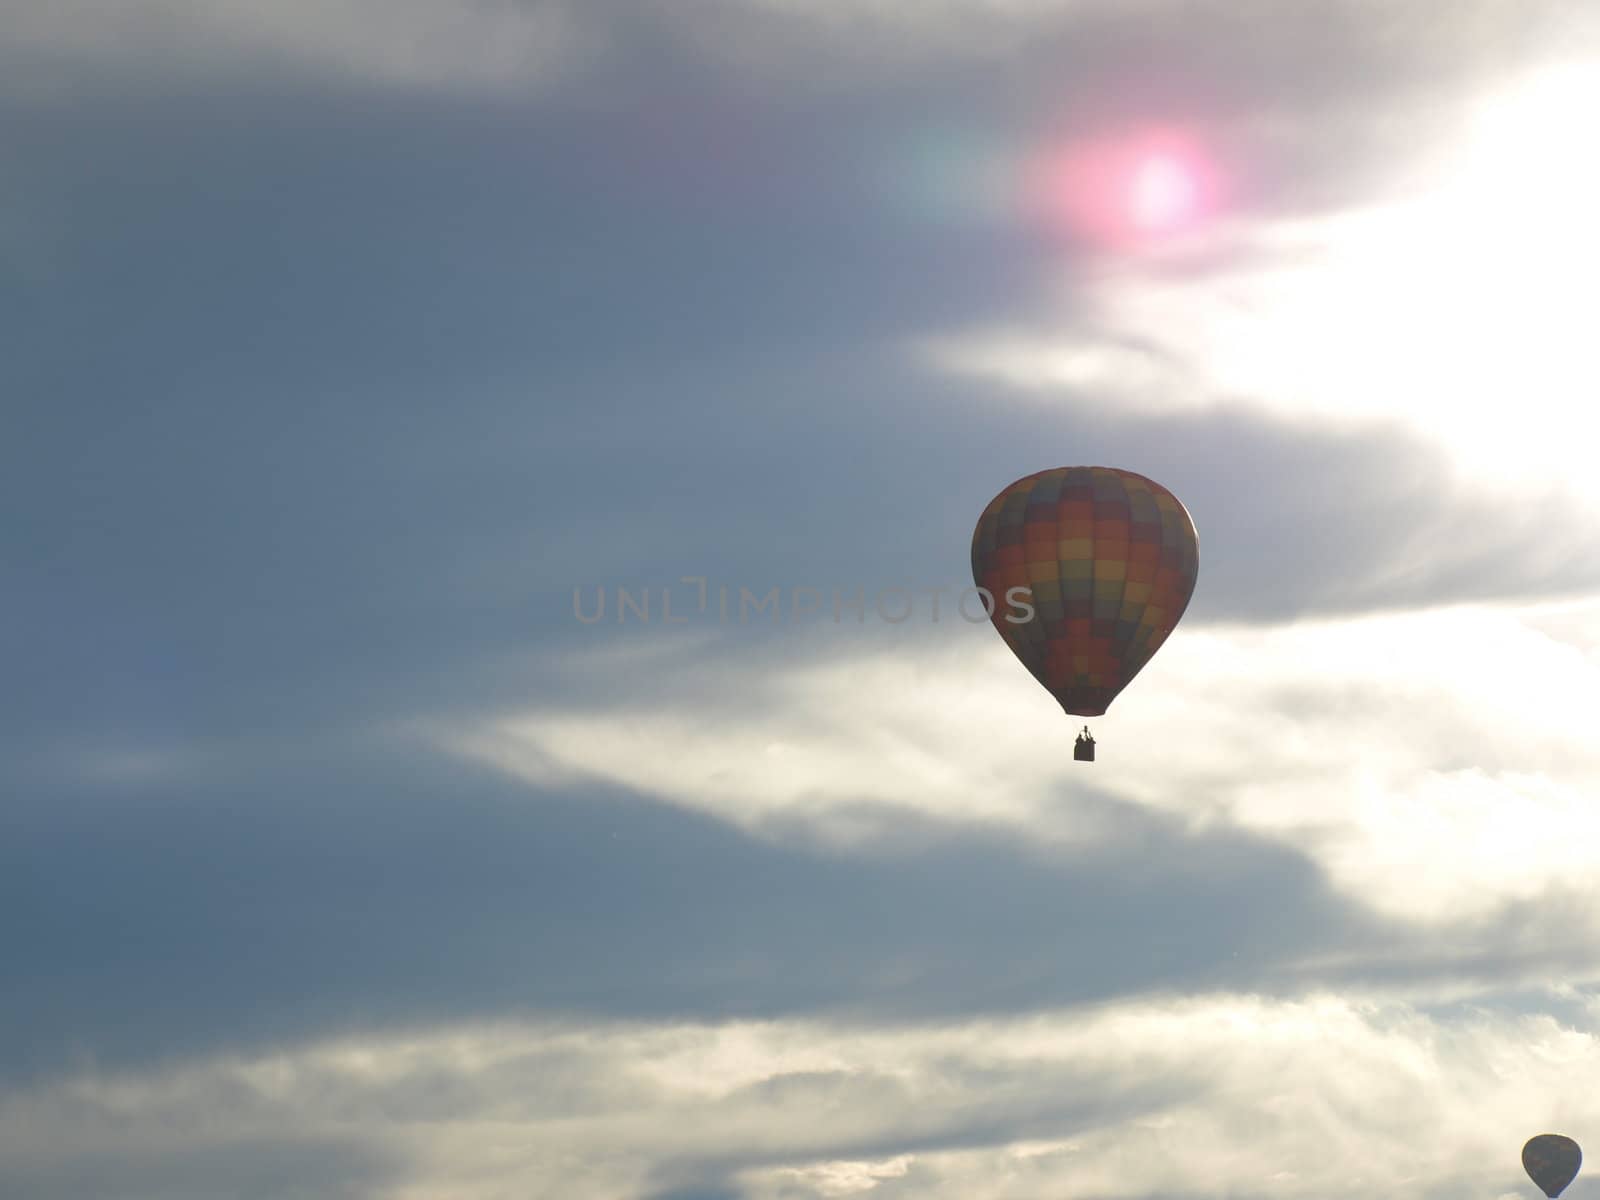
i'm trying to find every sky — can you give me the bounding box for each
[7,1,1600,1197]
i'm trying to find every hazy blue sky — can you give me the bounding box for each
[8,2,1600,1197]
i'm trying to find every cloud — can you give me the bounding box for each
[0,732,1381,1078]
[7,0,1592,235]
[9,4,1600,1196]
[920,62,1600,536]
[10,2,1598,786]
[456,596,1600,928]
[5,993,1599,1198]
[0,1136,395,1200]
[0,0,589,96]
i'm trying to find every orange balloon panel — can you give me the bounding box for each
[971,466,1199,716]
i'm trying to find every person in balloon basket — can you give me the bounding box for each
[1074,726,1096,762]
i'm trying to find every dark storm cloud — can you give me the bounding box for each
[10,729,1599,1084]
[7,9,1599,1090]
[0,732,1347,1077]
[10,12,1596,776]
[9,9,1600,1196]
[8,0,1593,755]
[0,1137,396,1200]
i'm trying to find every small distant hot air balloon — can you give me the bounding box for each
[1524,1134,1582,1198]
[970,466,1198,758]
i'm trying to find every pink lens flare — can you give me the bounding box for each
[1130,153,1199,231]
[1028,128,1223,247]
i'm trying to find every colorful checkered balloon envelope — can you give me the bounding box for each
[971,466,1200,718]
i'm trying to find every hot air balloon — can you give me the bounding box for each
[1524,1134,1582,1198]
[970,466,1198,757]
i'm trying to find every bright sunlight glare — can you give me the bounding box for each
[1130,154,1198,231]
[1029,129,1218,247]
[1016,65,1600,500]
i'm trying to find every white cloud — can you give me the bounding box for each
[452,597,1600,926]
[448,634,1112,846]
[771,1155,913,1197]
[5,994,1597,1198]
